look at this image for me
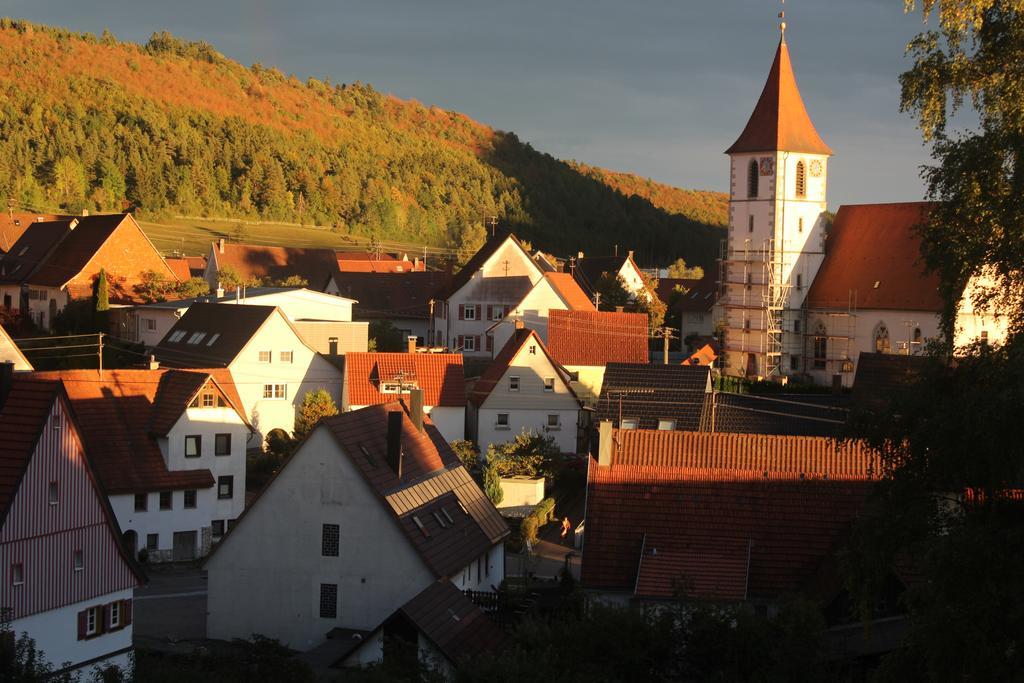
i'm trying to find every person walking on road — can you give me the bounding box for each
[561,516,572,544]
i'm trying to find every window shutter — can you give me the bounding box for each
[77,610,87,640]
[123,599,133,626]
[475,304,482,319]
[486,335,493,352]
[486,305,493,320]
[458,304,464,320]
[475,336,481,350]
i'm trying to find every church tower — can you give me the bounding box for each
[721,30,831,380]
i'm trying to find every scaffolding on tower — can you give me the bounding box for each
[762,238,791,379]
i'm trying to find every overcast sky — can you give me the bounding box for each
[10,0,938,209]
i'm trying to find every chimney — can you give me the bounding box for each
[615,306,624,313]
[577,251,584,260]
[328,337,339,356]
[386,410,404,477]
[514,320,525,330]
[68,218,79,230]
[598,420,613,467]
[147,354,160,370]
[216,286,225,299]
[81,209,89,217]
[407,335,417,354]
[627,250,634,260]
[409,389,424,433]
[0,361,14,410]
[218,238,225,254]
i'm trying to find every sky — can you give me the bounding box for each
[10,0,940,209]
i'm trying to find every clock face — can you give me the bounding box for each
[758,157,774,176]
[809,159,823,177]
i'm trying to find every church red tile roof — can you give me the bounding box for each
[581,427,878,601]
[725,37,831,156]
[547,309,649,367]
[345,352,466,407]
[805,202,944,312]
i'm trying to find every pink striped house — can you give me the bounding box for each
[0,368,143,675]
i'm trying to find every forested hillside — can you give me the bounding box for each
[0,20,727,266]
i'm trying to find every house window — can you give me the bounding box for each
[874,323,891,354]
[529,345,537,355]
[109,601,121,630]
[509,376,520,392]
[134,493,147,512]
[981,330,989,345]
[258,350,272,363]
[794,319,801,334]
[620,419,638,430]
[543,377,555,392]
[201,392,215,408]
[913,327,922,343]
[186,332,206,345]
[322,524,340,557]
[206,333,220,346]
[184,490,197,509]
[463,305,477,321]
[11,563,24,586]
[146,533,158,551]
[280,350,293,363]
[813,323,828,369]
[547,414,560,430]
[73,550,83,572]
[320,583,338,619]
[167,330,187,343]
[798,217,804,233]
[144,318,157,331]
[215,433,231,456]
[262,384,287,399]
[496,413,510,429]
[218,476,234,500]
[463,336,477,352]
[48,481,59,505]
[790,355,801,371]
[85,606,100,636]
[748,215,754,233]
[657,419,676,431]
[747,159,759,198]
[796,274,803,290]
[212,520,225,539]
[795,160,807,197]
[159,491,172,510]
[185,435,201,458]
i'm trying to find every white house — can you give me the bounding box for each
[33,368,252,562]
[468,326,582,453]
[204,401,509,652]
[432,233,544,357]
[485,272,595,354]
[132,286,363,352]
[153,303,344,441]
[570,251,649,302]
[0,373,142,676]
[343,351,467,442]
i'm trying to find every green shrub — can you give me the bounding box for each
[483,464,504,506]
[520,515,539,546]
[537,497,556,522]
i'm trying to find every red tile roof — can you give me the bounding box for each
[31,369,247,494]
[165,257,192,282]
[184,256,207,277]
[581,427,877,600]
[335,251,426,272]
[469,327,574,407]
[725,37,831,155]
[682,343,718,367]
[211,243,338,288]
[805,202,943,312]
[547,309,649,367]
[543,272,595,311]
[0,378,61,519]
[345,352,465,407]
[0,212,67,254]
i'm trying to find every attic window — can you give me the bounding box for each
[17,246,28,256]
[167,330,187,343]
[358,444,374,463]
[187,332,206,345]
[873,281,880,289]
[412,515,430,538]
[432,512,448,529]
[441,507,455,525]
[529,345,537,355]
[457,500,469,516]
[206,333,220,346]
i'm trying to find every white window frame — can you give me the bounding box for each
[463,305,477,321]
[508,376,520,392]
[279,350,294,364]
[495,413,510,429]
[258,350,272,363]
[546,414,561,430]
[86,606,99,636]
[621,419,638,430]
[109,601,121,629]
[144,318,157,331]
[463,336,477,351]
[657,419,676,431]
[262,384,287,400]
[543,377,555,392]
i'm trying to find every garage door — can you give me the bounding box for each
[172,531,197,561]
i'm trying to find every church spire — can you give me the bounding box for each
[724,35,831,156]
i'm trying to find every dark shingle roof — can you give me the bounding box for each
[597,363,711,431]
[709,392,849,437]
[153,303,277,368]
[330,271,452,320]
[851,351,930,412]
[394,580,506,663]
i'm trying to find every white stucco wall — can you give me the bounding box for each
[566,365,606,406]
[476,410,578,453]
[134,307,181,347]
[425,406,465,442]
[205,427,436,651]
[450,542,505,593]
[489,278,570,353]
[11,589,134,674]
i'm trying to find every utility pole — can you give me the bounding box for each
[593,292,601,310]
[568,256,576,275]
[487,216,498,237]
[428,299,435,346]
[657,327,676,365]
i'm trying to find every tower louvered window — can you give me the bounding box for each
[747,159,759,198]
[795,160,807,197]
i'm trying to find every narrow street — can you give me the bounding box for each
[133,565,208,650]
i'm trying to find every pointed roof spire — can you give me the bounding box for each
[725,36,831,156]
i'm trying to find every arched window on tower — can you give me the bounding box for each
[874,323,891,354]
[813,322,827,369]
[748,159,759,199]
[795,160,807,198]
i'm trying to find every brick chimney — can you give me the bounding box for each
[407,335,417,354]
[218,238,225,254]
[386,411,404,477]
[147,354,160,370]
[615,306,624,313]
[328,337,339,356]
[514,320,525,330]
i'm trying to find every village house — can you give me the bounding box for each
[485,271,595,354]
[203,240,339,292]
[132,286,365,353]
[204,400,508,653]
[325,270,452,345]
[0,323,32,370]
[568,251,648,302]
[0,213,178,332]
[32,369,252,562]
[468,326,582,453]
[432,233,543,358]
[0,370,143,675]
[546,309,649,404]
[657,271,718,346]
[153,303,344,441]
[343,350,466,442]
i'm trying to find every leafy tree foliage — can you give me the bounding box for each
[293,388,339,439]
[134,270,210,302]
[449,439,480,473]
[486,431,562,478]
[367,320,405,352]
[482,464,503,506]
[666,257,704,280]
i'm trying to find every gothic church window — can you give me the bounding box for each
[748,159,759,199]
[874,323,891,354]
[795,160,807,198]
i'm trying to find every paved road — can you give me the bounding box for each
[134,565,208,647]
